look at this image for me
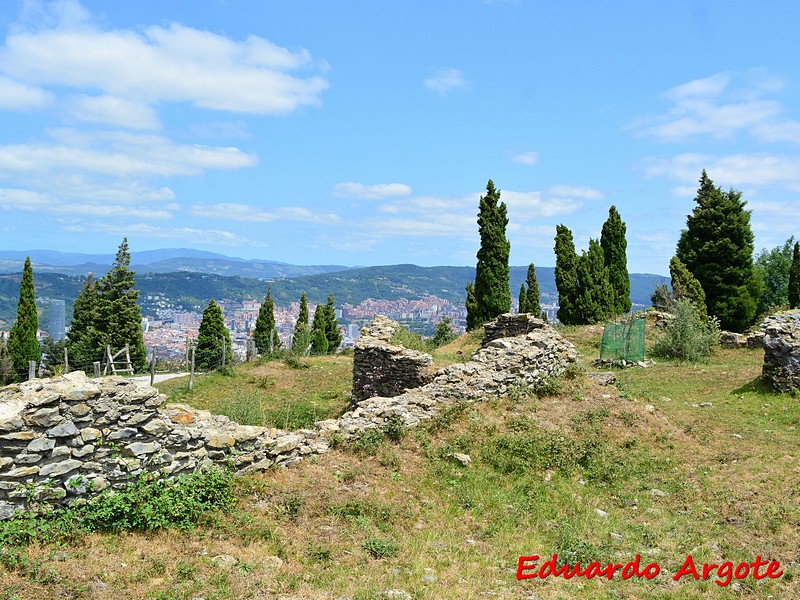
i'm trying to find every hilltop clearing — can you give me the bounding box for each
[1,324,797,599]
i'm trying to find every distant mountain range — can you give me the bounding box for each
[0,249,667,328]
[0,248,351,279]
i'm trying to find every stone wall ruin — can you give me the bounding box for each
[0,313,577,519]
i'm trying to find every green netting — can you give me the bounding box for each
[600,318,646,362]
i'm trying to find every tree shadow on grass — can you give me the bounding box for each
[731,376,782,396]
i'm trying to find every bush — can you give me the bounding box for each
[651,299,720,362]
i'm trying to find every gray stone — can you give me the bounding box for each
[27,437,56,452]
[107,427,138,441]
[39,459,82,477]
[0,501,17,520]
[141,418,172,436]
[123,442,161,457]
[210,554,238,569]
[25,407,63,427]
[46,421,79,438]
[72,445,95,458]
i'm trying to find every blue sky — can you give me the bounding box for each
[1,0,799,275]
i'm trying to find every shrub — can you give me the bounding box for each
[651,299,720,362]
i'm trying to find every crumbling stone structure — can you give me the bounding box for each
[762,311,800,392]
[0,313,577,519]
[351,315,433,403]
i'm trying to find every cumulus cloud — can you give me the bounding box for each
[511,151,539,165]
[0,75,53,110]
[65,95,161,130]
[0,187,174,219]
[643,153,800,192]
[333,182,413,200]
[0,129,257,178]
[424,68,469,96]
[632,71,800,144]
[0,4,329,118]
[190,202,340,223]
[67,222,266,247]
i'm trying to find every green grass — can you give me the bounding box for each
[3,326,799,598]
[155,354,353,430]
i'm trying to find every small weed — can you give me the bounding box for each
[618,410,638,427]
[381,414,406,442]
[307,543,332,562]
[350,427,384,455]
[362,536,399,559]
[175,560,196,582]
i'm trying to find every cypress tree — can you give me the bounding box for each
[195,300,232,370]
[518,284,527,314]
[291,292,311,355]
[600,205,631,315]
[466,179,511,329]
[96,239,147,371]
[676,170,761,332]
[7,257,40,374]
[0,340,14,384]
[465,282,479,330]
[68,273,104,370]
[575,239,615,324]
[554,225,580,325]
[323,294,342,353]
[524,263,541,317]
[253,288,281,356]
[310,305,328,355]
[669,256,707,320]
[789,242,800,309]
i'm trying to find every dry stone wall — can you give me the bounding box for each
[351,315,433,403]
[762,311,800,392]
[0,313,577,519]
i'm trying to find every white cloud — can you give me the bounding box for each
[424,68,469,96]
[545,185,605,201]
[0,129,257,177]
[0,6,329,116]
[511,151,539,165]
[633,71,800,143]
[190,202,340,223]
[0,75,53,110]
[68,222,266,247]
[65,95,160,130]
[0,187,173,219]
[503,190,588,218]
[644,153,800,191]
[333,182,413,200]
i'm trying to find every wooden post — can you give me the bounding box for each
[150,346,156,386]
[189,346,196,391]
[221,340,226,369]
[63,347,69,373]
[28,360,36,381]
[93,361,101,378]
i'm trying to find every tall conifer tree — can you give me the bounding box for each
[466,180,510,329]
[96,239,147,370]
[676,170,761,332]
[524,263,541,317]
[600,206,631,315]
[323,294,342,353]
[253,288,281,355]
[554,225,580,325]
[195,300,232,370]
[789,242,800,309]
[518,284,527,314]
[291,292,311,354]
[575,239,615,324]
[68,274,104,370]
[7,257,40,373]
[310,304,328,355]
[669,256,707,320]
